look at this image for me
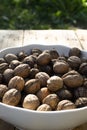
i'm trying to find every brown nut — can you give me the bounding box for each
[37,104,52,111]
[53,60,69,74]
[4,53,18,63]
[17,51,27,61]
[31,48,42,56]
[36,87,51,102]
[74,86,87,98]
[47,76,63,92]
[37,52,51,65]
[79,63,87,75]
[8,76,25,91]
[14,64,30,78]
[24,79,40,94]
[3,69,14,83]
[62,70,83,88]
[35,72,50,87]
[29,68,39,79]
[0,58,6,64]
[57,100,76,110]
[49,49,59,59]
[0,74,3,84]
[67,56,81,70]
[0,84,8,98]
[57,88,73,100]
[2,88,21,106]
[0,63,8,73]
[69,47,81,57]
[75,97,87,108]
[23,55,37,68]
[43,94,59,110]
[10,60,21,69]
[23,94,40,110]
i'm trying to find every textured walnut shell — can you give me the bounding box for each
[0,84,8,98]
[69,47,81,57]
[2,88,21,106]
[14,64,30,78]
[8,76,25,91]
[0,63,8,73]
[43,94,59,110]
[24,79,40,94]
[79,63,87,75]
[67,56,81,70]
[57,100,76,110]
[23,94,40,110]
[75,97,87,108]
[17,51,27,61]
[4,53,18,63]
[36,87,51,102]
[35,72,50,87]
[53,60,69,74]
[10,60,21,69]
[62,70,83,88]
[49,49,59,59]
[3,69,14,83]
[0,58,6,64]
[74,87,87,98]
[29,68,39,78]
[23,55,37,68]
[37,104,52,111]
[47,76,63,92]
[37,52,51,65]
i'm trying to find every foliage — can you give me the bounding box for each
[0,0,87,29]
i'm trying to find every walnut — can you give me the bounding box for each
[0,74,3,84]
[23,94,40,110]
[0,84,8,98]
[8,76,25,91]
[36,87,51,102]
[75,97,87,108]
[29,68,39,79]
[23,55,37,68]
[3,69,14,83]
[47,76,63,92]
[79,63,87,75]
[31,48,42,56]
[4,53,18,63]
[37,104,52,111]
[35,72,50,87]
[0,63,8,73]
[53,60,69,74]
[67,56,81,70]
[57,88,73,100]
[57,100,76,110]
[49,49,59,59]
[37,52,51,65]
[10,60,21,69]
[2,88,21,106]
[62,70,83,88]
[14,64,30,78]
[0,58,6,64]
[17,51,27,61]
[69,47,81,57]
[24,79,40,94]
[43,94,59,110]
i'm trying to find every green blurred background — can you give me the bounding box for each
[0,0,87,29]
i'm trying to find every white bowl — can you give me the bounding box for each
[0,44,87,130]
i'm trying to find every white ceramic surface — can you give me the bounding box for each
[0,44,87,130]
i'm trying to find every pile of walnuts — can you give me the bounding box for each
[0,47,87,111]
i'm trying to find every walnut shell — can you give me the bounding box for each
[43,94,59,110]
[37,104,52,111]
[62,70,83,88]
[35,72,50,87]
[47,76,63,92]
[4,53,18,63]
[3,68,14,83]
[10,60,21,69]
[2,88,21,106]
[8,76,25,91]
[14,64,30,78]
[37,52,51,65]
[69,47,81,57]
[75,97,87,108]
[0,63,8,73]
[23,94,40,110]
[57,100,76,110]
[24,79,40,94]
[36,87,51,102]
[0,84,8,98]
